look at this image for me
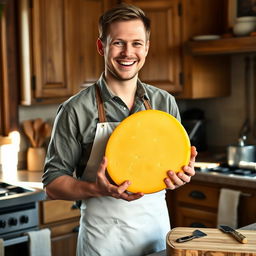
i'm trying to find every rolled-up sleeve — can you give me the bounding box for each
[42,104,82,186]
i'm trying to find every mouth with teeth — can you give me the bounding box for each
[117,60,136,67]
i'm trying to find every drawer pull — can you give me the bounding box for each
[71,201,81,209]
[73,226,80,233]
[189,190,206,200]
[190,222,206,228]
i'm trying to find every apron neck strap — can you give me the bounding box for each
[95,84,152,123]
[143,99,151,110]
[95,84,107,123]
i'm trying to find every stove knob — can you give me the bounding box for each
[0,220,6,228]
[20,215,29,224]
[8,218,18,226]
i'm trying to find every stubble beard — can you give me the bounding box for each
[107,66,139,82]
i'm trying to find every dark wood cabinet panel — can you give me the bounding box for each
[39,200,80,256]
[0,0,19,135]
[122,0,182,93]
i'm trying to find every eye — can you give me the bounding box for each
[113,41,124,46]
[133,41,143,47]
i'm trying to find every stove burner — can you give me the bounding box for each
[196,164,256,178]
[0,184,31,197]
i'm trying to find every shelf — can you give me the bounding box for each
[185,36,256,55]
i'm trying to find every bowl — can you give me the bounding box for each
[233,16,256,36]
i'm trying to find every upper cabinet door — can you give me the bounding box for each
[19,0,116,104]
[31,0,75,100]
[77,0,105,90]
[122,0,182,93]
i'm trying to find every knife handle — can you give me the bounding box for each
[231,230,248,244]
[176,235,195,243]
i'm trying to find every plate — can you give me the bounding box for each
[105,110,191,194]
[192,35,221,41]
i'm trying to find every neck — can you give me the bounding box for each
[104,74,138,110]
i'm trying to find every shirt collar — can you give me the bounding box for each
[97,73,149,102]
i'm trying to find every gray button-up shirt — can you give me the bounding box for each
[42,75,180,186]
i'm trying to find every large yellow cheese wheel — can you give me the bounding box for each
[105,110,191,194]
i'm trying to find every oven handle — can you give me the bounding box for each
[4,235,29,247]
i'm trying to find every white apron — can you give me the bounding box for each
[77,85,170,256]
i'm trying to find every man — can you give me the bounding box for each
[43,4,197,256]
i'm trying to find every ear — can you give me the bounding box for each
[145,40,150,56]
[97,38,104,56]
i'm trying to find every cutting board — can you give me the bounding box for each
[166,227,256,256]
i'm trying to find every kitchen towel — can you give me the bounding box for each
[217,188,241,229]
[0,238,4,256]
[27,228,51,256]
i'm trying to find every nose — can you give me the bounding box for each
[121,43,133,57]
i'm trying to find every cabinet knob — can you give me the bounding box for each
[190,222,206,228]
[71,201,81,209]
[189,190,206,200]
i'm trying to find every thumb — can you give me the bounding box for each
[98,156,108,176]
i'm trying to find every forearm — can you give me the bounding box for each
[45,175,101,201]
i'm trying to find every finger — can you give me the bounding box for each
[166,171,184,188]
[164,177,176,190]
[116,180,131,194]
[190,146,198,162]
[177,171,191,183]
[107,180,131,198]
[121,192,144,201]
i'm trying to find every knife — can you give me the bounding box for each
[176,229,207,243]
[219,225,248,244]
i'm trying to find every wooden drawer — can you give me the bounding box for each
[176,184,219,209]
[175,207,217,228]
[49,219,80,237]
[40,200,80,224]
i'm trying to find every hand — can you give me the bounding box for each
[96,156,144,201]
[164,146,198,190]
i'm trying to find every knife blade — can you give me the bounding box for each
[219,225,248,244]
[176,229,207,243]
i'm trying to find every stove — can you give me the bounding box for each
[0,181,45,243]
[195,163,256,180]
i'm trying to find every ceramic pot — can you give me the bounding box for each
[27,147,46,171]
[233,16,256,36]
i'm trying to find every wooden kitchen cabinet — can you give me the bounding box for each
[178,0,231,99]
[121,0,182,93]
[123,0,231,98]
[39,200,80,256]
[167,180,256,229]
[19,0,116,105]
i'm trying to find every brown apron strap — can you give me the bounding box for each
[96,83,151,121]
[143,99,152,110]
[95,84,106,123]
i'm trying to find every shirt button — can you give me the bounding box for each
[123,107,126,110]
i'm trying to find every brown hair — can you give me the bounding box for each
[98,3,150,43]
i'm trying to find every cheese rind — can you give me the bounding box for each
[105,110,190,194]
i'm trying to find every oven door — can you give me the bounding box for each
[4,235,29,256]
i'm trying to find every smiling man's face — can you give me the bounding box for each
[98,19,149,82]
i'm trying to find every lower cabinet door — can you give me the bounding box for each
[51,232,78,256]
[175,207,217,228]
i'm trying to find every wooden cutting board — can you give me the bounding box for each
[166,227,256,256]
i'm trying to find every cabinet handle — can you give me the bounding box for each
[71,201,81,209]
[190,222,206,228]
[73,226,80,233]
[189,190,206,200]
